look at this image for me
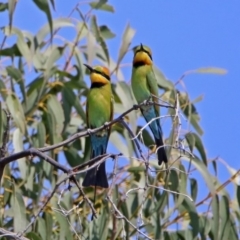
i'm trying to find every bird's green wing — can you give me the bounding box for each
[107,95,114,139]
[86,95,90,128]
[146,68,160,115]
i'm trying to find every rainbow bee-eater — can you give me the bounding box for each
[82,64,113,189]
[131,44,167,165]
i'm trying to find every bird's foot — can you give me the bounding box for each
[133,104,139,110]
[87,129,93,135]
[143,99,149,105]
[104,122,109,129]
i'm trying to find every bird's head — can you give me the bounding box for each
[84,64,110,84]
[133,44,153,66]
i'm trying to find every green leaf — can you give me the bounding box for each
[92,207,109,239]
[114,81,137,135]
[182,198,199,238]
[26,166,35,191]
[219,196,230,239]
[0,42,23,56]
[3,165,11,205]
[13,128,27,179]
[0,105,4,183]
[153,211,161,239]
[55,211,73,240]
[44,45,65,79]
[237,185,240,208]
[6,66,26,104]
[212,194,220,240]
[37,121,46,148]
[228,214,238,240]
[128,166,145,173]
[47,94,64,140]
[226,165,240,185]
[36,17,74,45]
[185,132,207,165]
[154,190,168,214]
[0,2,8,12]
[57,69,86,89]
[64,146,83,167]
[62,86,86,122]
[189,178,198,202]
[116,23,135,69]
[110,131,129,157]
[179,92,203,135]
[199,215,212,238]
[8,0,16,30]
[0,103,2,148]
[25,232,42,240]
[13,189,27,232]
[86,30,96,64]
[153,65,174,90]
[33,0,53,41]
[168,168,179,192]
[99,25,116,39]
[89,1,114,12]
[43,212,53,239]
[212,159,217,175]
[25,77,44,115]
[3,27,32,67]
[6,93,26,133]
[192,94,204,104]
[91,15,110,63]
[183,156,215,195]
[137,126,155,147]
[196,67,227,75]
[130,192,139,216]
[0,79,7,100]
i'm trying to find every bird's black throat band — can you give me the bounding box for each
[133,61,147,68]
[91,82,106,88]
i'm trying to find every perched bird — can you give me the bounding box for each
[131,44,167,165]
[82,64,113,189]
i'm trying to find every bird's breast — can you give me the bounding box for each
[131,68,151,103]
[87,86,112,129]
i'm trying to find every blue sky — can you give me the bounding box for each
[1,1,239,196]
[107,0,240,170]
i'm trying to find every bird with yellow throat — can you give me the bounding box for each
[82,64,113,191]
[131,44,168,165]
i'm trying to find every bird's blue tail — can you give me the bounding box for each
[82,135,109,188]
[141,106,168,165]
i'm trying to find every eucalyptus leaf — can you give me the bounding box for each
[33,0,53,41]
[6,94,26,133]
[89,1,114,12]
[13,189,27,232]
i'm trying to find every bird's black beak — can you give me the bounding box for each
[140,43,144,51]
[83,63,93,72]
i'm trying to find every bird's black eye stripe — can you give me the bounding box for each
[134,49,152,60]
[93,70,110,81]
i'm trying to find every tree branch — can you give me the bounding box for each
[0,228,29,240]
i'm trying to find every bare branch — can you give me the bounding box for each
[0,148,69,172]
[0,228,29,240]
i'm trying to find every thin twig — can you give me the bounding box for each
[18,180,61,236]
[106,196,153,240]
[71,176,97,220]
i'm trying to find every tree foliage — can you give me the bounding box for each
[0,1,239,240]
